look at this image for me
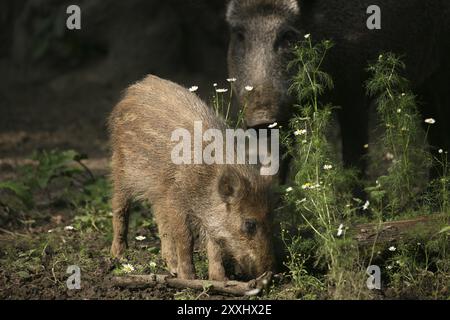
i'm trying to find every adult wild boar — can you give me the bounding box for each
[108,75,274,280]
[226,0,450,175]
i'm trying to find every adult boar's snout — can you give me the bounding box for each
[245,110,277,128]
[244,84,281,128]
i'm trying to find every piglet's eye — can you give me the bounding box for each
[242,219,257,236]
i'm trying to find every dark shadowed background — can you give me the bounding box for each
[0,0,229,166]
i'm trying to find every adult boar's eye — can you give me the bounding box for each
[232,27,245,42]
[276,29,299,50]
[242,219,257,236]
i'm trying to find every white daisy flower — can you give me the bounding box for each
[364,144,369,149]
[268,122,278,128]
[438,149,443,154]
[135,235,146,241]
[301,183,311,190]
[48,229,53,233]
[64,225,75,231]
[245,85,254,92]
[216,88,228,93]
[424,118,436,124]
[388,246,396,252]
[149,261,157,268]
[285,187,293,193]
[294,129,307,136]
[213,83,218,87]
[304,33,310,39]
[323,164,333,170]
[397,108,402,113]
[226,78,237,83]
[387,265,393,270]
[385,152,394,161]
[401,93,406,97]
[188,86,198,92]
[122,263,135,273]
[337,224,344,237]
[362,200,370,211]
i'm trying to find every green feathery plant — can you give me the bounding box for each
[425,147,449,214]
[365,53,431,216]
[432,151,449,213]
[282,36,363,297]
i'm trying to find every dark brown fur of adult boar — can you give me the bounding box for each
[226,0,450,178]
[108,75,274,280]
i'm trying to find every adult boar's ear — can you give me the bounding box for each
[225,0,238,25]
[218,167,247,204]
[285,0,301,15]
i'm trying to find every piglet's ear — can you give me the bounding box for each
[218,167,246,204]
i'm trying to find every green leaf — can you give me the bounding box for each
[0,181,33,207]
[438,226,450,234]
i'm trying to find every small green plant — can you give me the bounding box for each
[0,181,32,209]
[174,289,198,300]
[0,149,114,232]
[210,80,247,129]
[426,150,450,213]
[71,177,112,232]
[22,149,91,189]
[281,228,324,297]
[0,149,92,210]
[384,232,449,299]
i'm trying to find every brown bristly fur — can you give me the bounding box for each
[108,75,275,280]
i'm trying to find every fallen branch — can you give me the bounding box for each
[353,214,449,245]
[111,271,273,296]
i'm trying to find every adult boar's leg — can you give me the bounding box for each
[206,237,226,281]
[111,192,130,258]
[336,90,369,180]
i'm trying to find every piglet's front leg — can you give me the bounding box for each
[207,238,227,281]
[170,212,196,279]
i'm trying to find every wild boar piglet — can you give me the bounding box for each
[108,75,275,280]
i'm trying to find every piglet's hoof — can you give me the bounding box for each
[244,271,273,296]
